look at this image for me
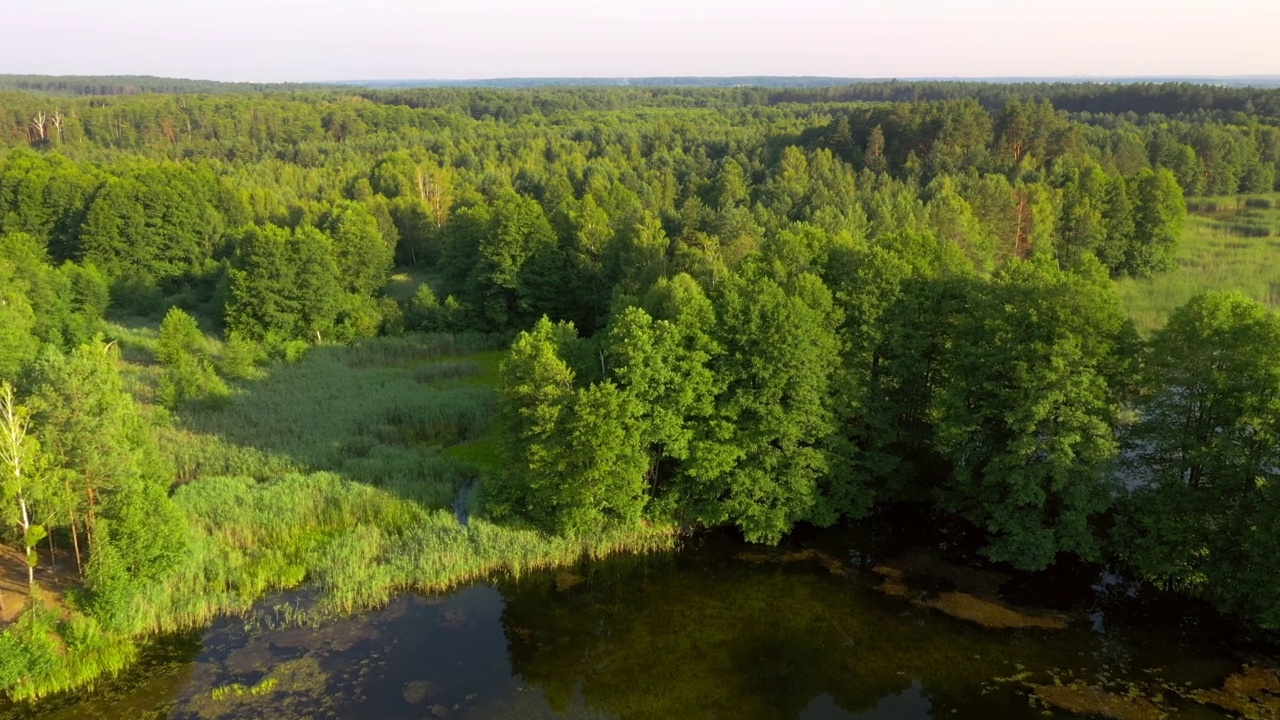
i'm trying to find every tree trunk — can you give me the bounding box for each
[85,484,97,549]
[19,498,33,590]
[70,514,83,577]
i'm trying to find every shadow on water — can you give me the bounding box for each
[2,515,1272,720]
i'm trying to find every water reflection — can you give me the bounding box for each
[0,527,1264,720]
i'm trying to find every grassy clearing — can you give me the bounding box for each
[1115,193,1280,334]
[382,268,442,304]
[1,330,675,702]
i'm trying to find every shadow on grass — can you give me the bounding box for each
[164,332,509,511]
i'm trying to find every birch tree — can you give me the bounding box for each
[0,383,45,591]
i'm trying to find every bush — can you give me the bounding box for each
[218,332,266,380]
[379,296,405,336]
[156,308,231,407]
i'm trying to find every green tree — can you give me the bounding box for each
[1121,168,1186,277]
[0,384,45,590]
[467,190,558,330]
[604,299,719,515]
[155,308,227,408]
[926,178,995,274]
[691,272,842,543]
[323,201,393,297]
[1054,162,1110,269]
[1123,292,1280,627]
[0,258,38,381]
[225,224,341,344]
[934,257,1134,570]
[28,340,164,575]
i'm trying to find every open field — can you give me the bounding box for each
[1115,193,1280,334]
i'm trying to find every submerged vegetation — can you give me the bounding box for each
[0,78,1279,702]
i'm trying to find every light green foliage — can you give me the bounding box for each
[0,595,137,701]
[605,303,717,469]
[156,308,229,408]
[1121,168,1188,277]
[404,284,447,332]
[25,337,185,615]
[546,382,650,532]
[491,318,585,531]
[607,215,670,296]
[0,257,39,382]
[934,257,1135,570]
[155,307,204,366]
[0,382,45,588]
[218,331,266,380]
[0,232,85,349]
[225,224,343,345]
[926,177,996,274]
[1123,292,1280,626]
[690,271,842,543]
[29,339,157,507]
[0,149,99,261]
[1054,161,1112,269]
[323,200,394,297]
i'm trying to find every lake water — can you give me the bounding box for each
[2,520,1270,720]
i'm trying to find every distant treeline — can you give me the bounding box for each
[770,81,1280,118]
[3,74,1280,120]
[0,74,344,96]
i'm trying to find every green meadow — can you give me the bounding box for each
[1115,193,1280,334]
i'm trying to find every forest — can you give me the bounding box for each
[0,79,1279,701]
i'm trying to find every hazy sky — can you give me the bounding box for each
[7,0,1279,81]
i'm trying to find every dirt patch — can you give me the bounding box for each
[0,543,81,623]
[1193,666,1280,720]
[1033,681,1166,720]
[872,554,1071,630]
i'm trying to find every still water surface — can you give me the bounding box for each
[2,525,1268,720]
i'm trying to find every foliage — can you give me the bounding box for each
[155,307,229,408]
[1121,291,1280,626]
[933,257,1135,570]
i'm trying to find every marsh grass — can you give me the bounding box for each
[169,335,503,488]
[125,472,672,636]
[1116,193,1280,334]
[0,593,141,702]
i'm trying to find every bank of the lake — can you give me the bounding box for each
[5,522,1278,720]
[0,332,675,702]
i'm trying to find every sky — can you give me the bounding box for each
[6,0,1279,82]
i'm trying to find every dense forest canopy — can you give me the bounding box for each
[2,78,1280,698]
